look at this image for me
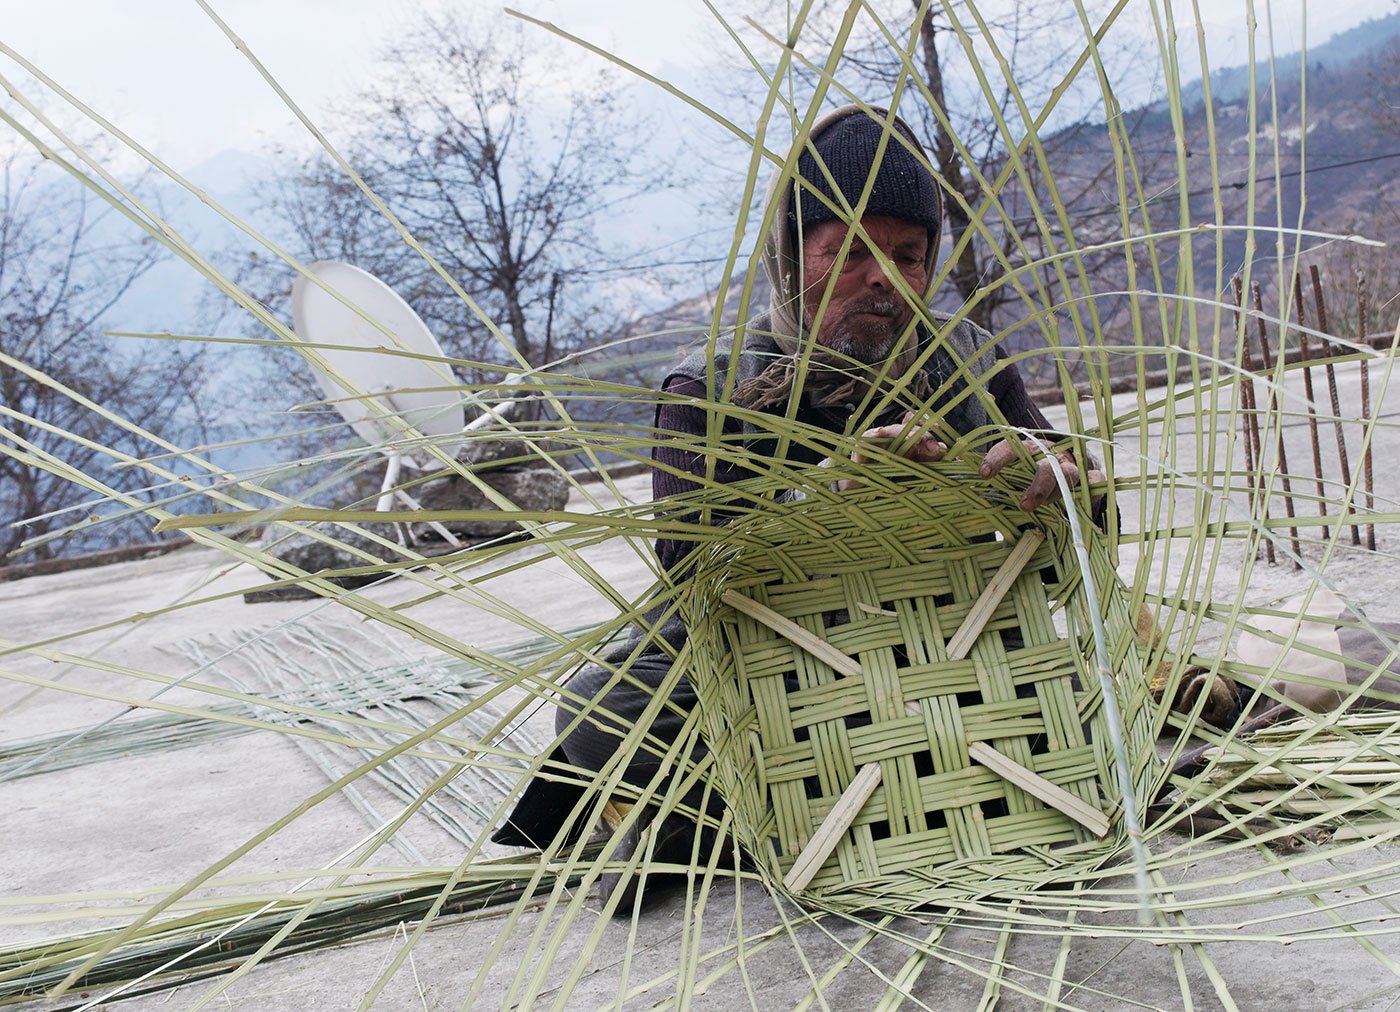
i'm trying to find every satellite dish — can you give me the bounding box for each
[292,261,472,542]
[291,260,465,448]
[290,261,537,546]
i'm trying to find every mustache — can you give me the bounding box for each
[846,295,906,318]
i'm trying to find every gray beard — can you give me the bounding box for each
[812,295,908,365]
[820,329,900,365]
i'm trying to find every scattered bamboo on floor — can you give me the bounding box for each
[1233,275,1270,562]
[1185,713,1400,833]
[1310,264,1359,545]
[0,848,604,1003]
[1253,280,1303,566]
[1292,276,1329,537]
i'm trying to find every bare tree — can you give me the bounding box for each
[240,12,661,380]
[909,2,1149,333]
[0,152,207,560]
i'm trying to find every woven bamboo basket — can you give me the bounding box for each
[682,463,1156,906]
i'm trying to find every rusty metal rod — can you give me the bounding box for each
[1232,278,1260,507]
[1232,275,1270,561]
[1359,274,1376,550]
[1292,275,1329,538]
[1309,264,1359,546]
[1254,280,1302,566]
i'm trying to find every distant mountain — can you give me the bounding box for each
[100,149,279,335]
[1179,12,1400,108]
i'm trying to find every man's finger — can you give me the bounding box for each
[980,436,1049,477]
[857,423,945,462]
[860,423,904,440]
[1020,457,1080,510]
[891,414,947,462]
[979,437,1021,476]
[907,436,946,463]
[1020,461,1059,510]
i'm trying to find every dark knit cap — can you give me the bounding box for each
[789,112,941,239]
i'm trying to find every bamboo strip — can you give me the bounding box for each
[967,741,1110,837]
[1253,280,1302,565]
[1233,275,1270,560]
[944,530,1046,660]
[783,763,883,893]
[720,589,863,678]
[1358,274,1377,549]
[1292,278,1329,536]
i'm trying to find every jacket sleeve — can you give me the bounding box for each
[986,343,1055,431]
[985,344,1112,531]
[651,373,752,573]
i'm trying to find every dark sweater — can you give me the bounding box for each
[650,343,1056,573]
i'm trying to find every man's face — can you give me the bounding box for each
[799,214,930,364]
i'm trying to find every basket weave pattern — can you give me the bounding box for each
[684,468,1152,901]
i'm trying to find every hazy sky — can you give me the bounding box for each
[1,0,718,170]
[2,0,1396,171]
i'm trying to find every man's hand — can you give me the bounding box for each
[980,436,1105,512]
[834,420,1105,509]
[835,411,946,491]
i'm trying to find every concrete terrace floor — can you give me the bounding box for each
[4,356,1400,1009]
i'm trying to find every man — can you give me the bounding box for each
[493,105,1101,907]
